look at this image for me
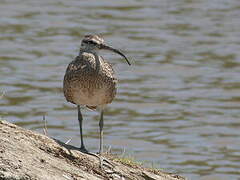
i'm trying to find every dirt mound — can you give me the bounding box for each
[0,120,185,180]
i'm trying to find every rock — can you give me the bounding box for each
[0,120,186,180]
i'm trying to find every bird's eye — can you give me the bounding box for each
[82,40,89,44]
[82,40,98,46]
[88,40,97,45]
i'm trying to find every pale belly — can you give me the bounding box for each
[63,77,117,107]
[72,86,116,106]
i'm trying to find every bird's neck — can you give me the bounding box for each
[79,48,99,56]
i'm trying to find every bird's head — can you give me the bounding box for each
[80,35,131,65]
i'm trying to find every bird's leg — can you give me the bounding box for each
[78,105,88,152]
[99,110,104,154]
[77,107,114,169]
[75,109,115,169]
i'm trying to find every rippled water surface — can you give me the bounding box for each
[1,0,240,179]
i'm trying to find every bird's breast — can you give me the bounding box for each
[63,54,117,106]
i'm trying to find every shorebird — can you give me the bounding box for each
[63,35,131,154]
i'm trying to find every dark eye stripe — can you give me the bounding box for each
[82,40,98,45]
[89,40,98,45]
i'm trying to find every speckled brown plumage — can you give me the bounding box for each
[63,52,117,109]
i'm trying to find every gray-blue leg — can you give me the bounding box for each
[99,110,104,154]
[78,105,88,152]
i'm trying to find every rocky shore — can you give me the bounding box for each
[0,120,185,180]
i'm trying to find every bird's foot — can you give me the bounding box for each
[85,151,116,170]
[79,146,88,153]
[78,147,115,170]
[97,152,116,170]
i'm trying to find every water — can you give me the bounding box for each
[1,0,240,179]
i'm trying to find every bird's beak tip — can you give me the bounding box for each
[100,44,131,66]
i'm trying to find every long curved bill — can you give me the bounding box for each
[100,44,131,66]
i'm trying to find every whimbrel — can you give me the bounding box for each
[63,35,131,154]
